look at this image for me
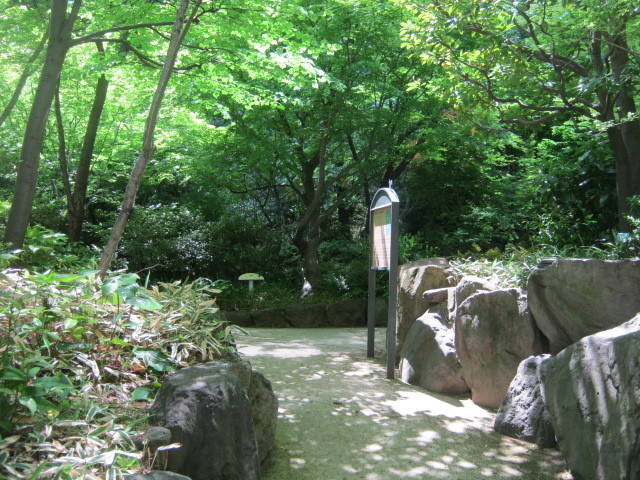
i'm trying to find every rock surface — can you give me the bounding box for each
[140,426,172,468]
[540,316,640,480]
[223,310,254,328]
[455,288,546,409]
[399,312,469,395]
[283,303,328,328]
[220,359,278,464]
[528,257,640,353]
[374,298,388,327]
[396,258,452,360]
[252,307,288,328]
[451,276,498,319]
[247,369,279,464]
[150,360,275,480]
[125,472,192,480]
[494,355,556,447]
[327,299,366,327]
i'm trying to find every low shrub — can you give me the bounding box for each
[0,267,239,479]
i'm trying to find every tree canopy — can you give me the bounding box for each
[1,0,638,292]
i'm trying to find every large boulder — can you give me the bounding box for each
[396,258,452,360]
[245,369,278,464]
[327,299,366,327]
[150,360,278,480]
[455,288,547,408]
[540,316,640,480]
[528,258,640,353]
[450,276,498,322]
[283,303,328,328]
[399,312,469,395]
[222,360,278,465]
[494,355,556,447]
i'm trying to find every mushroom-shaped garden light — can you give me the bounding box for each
[238,273,264,291]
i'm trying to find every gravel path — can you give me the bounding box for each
[236,328,571,480]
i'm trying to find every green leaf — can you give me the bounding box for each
[133,349,174,373]
[131,386,153,401]
[119,284,162,311]
[0,367,26,381]
[101,273,139,296]
[19,397,37,414]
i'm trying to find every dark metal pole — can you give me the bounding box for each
[386,199,399,380]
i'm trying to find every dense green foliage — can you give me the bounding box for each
[0,0,637,289]
[0,3,638,476]
[0,240,239,478]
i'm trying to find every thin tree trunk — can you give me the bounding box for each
[0,30,49,128]
[607,31,640,232]
[68,42,109,242]
[54,83,72,206]
[4,0,82,250]
[98,0,201,278]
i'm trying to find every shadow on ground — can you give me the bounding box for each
[237,328,570,480]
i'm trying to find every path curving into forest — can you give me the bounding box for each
[236,328,572,480]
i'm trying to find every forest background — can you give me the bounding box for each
[1,0,639,299]
[0,1,639,478]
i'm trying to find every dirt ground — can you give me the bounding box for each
[236,327,572,480]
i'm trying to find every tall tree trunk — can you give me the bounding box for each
[607,31,640,232]
[4,0,82,250]
[293,207,323,297]
[291,136,328,296]
[68,42,109,242]
[0,30,49,129]
[98,0,201,278]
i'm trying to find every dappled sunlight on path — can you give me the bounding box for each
[237,328,570,480]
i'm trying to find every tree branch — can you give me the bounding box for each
[71,22,174,47]
[0,30,48,128]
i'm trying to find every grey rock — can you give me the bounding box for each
[327,299,366,327]
[422,287,450,306]
[399,312,469,395]
[125,472,192,480]
[150,362,261,480]
[374,298,388,327]
[252,307,288,328]
[455,288,547,408]
[141,426,173,469]
[249,370,278,464]
[283,303,328,328]
[540,316,640,480]
[528,258,640,353]
[452,276,498,315]
[223,310,254,328]
[195,359,278,465]
[396,258,452,360]
[494,355,556,447]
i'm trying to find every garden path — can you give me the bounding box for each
[236,328,571,480]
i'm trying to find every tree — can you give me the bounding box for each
[4,0,82,250]
[398,0,640,231]
[0,30,48,129]
[196,0,435,294]
[54,41,109,242]
[2,0,176,250]
[98,0,203,277]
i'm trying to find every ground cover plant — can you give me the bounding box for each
[0,247,240,479]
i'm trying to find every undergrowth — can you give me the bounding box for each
[0,267,240,479]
